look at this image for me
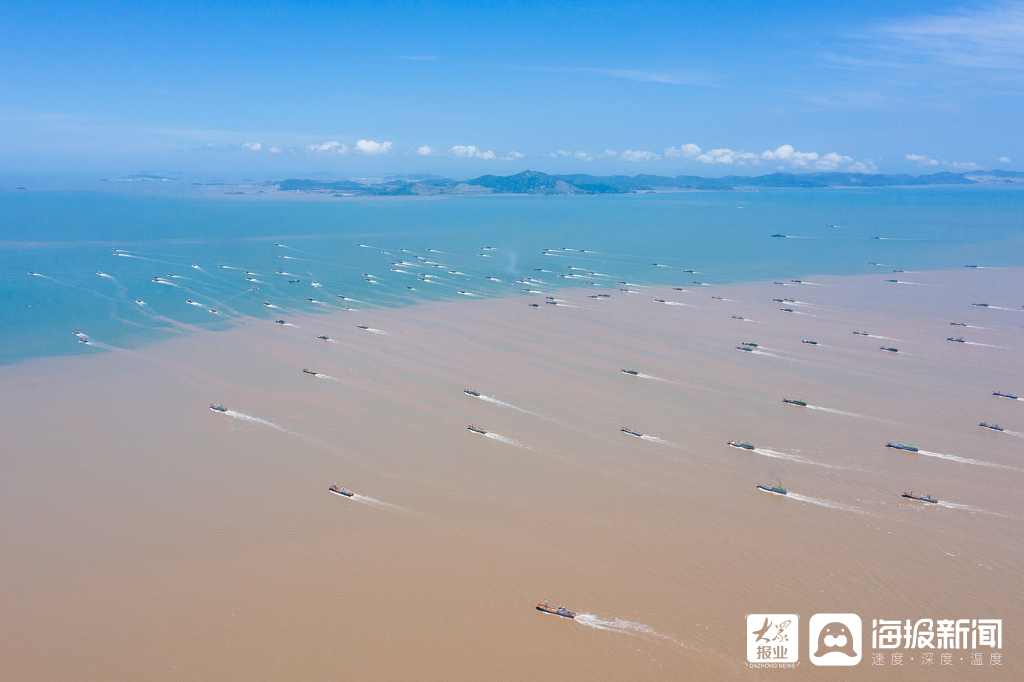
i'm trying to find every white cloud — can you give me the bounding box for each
[354,139,393,156]
[620,149,660,162]
[416,145,435,156]
[761,145,818,166]
[945,160,979,170]
[906,153,939,166]
[502,151,526,160]
[998,156,1010,163]
[269,146,283,154]
[549,150,571,157]
[241,141,262,151]
[698,148,760,165]
[451,145,496,159]
[598,150,618,158]
[664,143,702,158]
[847,160,878,173]
[816,151,854,170]
[305,141,349,155]
[575,151,593,160]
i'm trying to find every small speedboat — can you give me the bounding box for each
[771,234,785,238]
[880,347,899,353]
[736,345,754,352]
[886,442,919,452]
[802,340,818,345]
[902,491,937,503]
[950,322,967,326]
[947,337,966,343]
[740,342,758,347]
[780,308,794,313]
[993,391,1019,400]
[621,369,639,376]
[757,483,787,495]
[317,335,329,340]
[972,303,989,307]
[979,422,1004,431]
[853,331,869,336]
[655,298,666,303]
[464,389,481,397]
[528,303,539,307]
[467,425,487,434]
[731,315,745,320]
[727,440,756,450]
[536,601,575,619]
[885,279,898,283]
[356,325,369,330]
[782,399,807,406]
[329,484,354,497]
[275,320,286,324]
[620,426,643,437]
[303,368,318,376]
[209,404,228,412]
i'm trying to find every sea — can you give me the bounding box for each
[1,185,1022,680]
[2,186,1022,365]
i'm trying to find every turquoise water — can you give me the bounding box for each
[2,187,1022,365]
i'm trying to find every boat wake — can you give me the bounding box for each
[963,342,1009,348]
[918,450,1022,472]
[640,434,676,446]
[477,394,540,416]
[807,405,882,421]
[575,614,688,648]
[361,327,388,335]
[97,272,116,280]
[661,301,695,307]
[483,432,531,448]
[219,409,298,436]
[352,494,403,510]
[754,448,839,469]
[788,493,867,514]
[1001,430,1024,438]
[937,501,1006,516]
[314,374,351,385]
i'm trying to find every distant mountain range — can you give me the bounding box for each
[270,169,1024,196]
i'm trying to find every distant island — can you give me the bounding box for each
[269,169,1024,196]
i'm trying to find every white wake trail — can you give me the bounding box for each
[918,450,1022,472]
[938,501,1007,517]
[807,405,881,421]
[483,432,531,449]
[788,493,867,514]
[574,614,689,649]
[754,448,838,469]
[352,494,403,510]
[219,409,299,437]
[478,394,540,416]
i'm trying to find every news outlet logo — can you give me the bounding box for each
[746,614,799,663]
[809,613,862,666]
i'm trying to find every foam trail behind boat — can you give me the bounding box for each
[937,501,1007,517]
[787,493,868,514]
[754,448,839,469]
[918,450,1022,472]
[483,432,531,449]
[219,409,301,437]
[478,394,540,416]
[574,614,689,649]
[352,494,403,510]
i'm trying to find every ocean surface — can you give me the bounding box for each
[1,186,1023,680]
[2,186,1022,365]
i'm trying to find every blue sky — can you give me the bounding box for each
[1,0,1021,177]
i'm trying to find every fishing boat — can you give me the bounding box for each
[885,279,899,283]
[773,298,784,302]
[731,315,744,320]
[950,322,967,326]
[802,340,818,345]
[972,303,989,307]
[947,337,966,343]
[328,484,354,497]
[965,265,978,268]
[528,303,539,307]
[727,440,756,450]
[620,426,644,437]
[654,298,666,303]
[317,334,329,340]
[710,296,723,300]
[302,368,318,376]
[72,329,81,335]
[209,404,228,412]
[979,422,1004,431]
[757,483,788,495]
[289,279,300,283]
[853,331,869,336]
[892,270,904,273]
[275,319,286,324]
[356,325,370,330]
[781,308,794,313]
[880,347,899,353]
[741,342,758,347]
[993,391,1019,400]
[536,601,575,619]
[901,491,938,503]
[467,425,487,434]
[886,442,919,452]
[791,279,802,283]
[736,345,754,352]
[78,336,89,343]
[597,294,610,298]
[782,399,807,406]
[464,389,481,397]
[771,234,785,238]
[621,369,639,376]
